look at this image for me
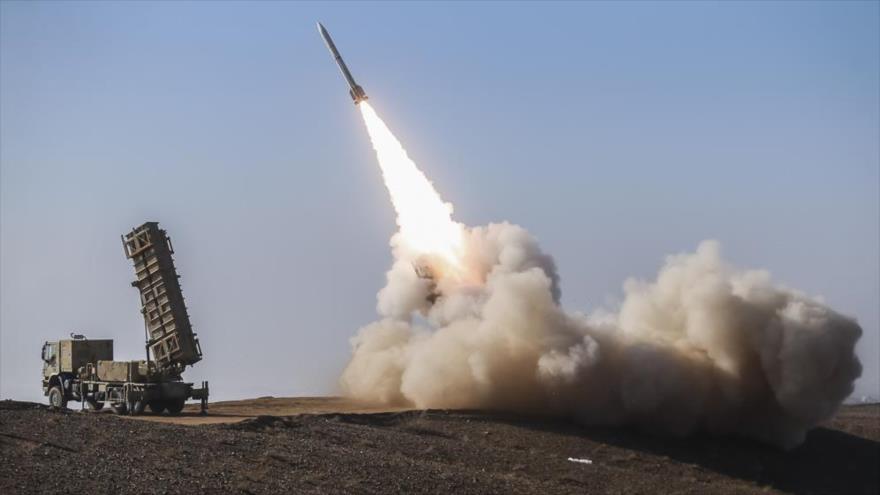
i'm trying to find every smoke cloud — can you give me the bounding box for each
[342,223,862,449]
[344,102,862,449]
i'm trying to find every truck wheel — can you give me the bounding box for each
[85,398,104,411]
[148,402,166,414]
[110,403,127,415]
[166,398,186,415]
[48,386,67,409]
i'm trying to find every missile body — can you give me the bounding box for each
[317,22,368,105]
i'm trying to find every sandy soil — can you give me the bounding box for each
[2,399,877,494]
[125,396,409,425]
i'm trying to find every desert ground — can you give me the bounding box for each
[125,396,410,425]
[1,397,877,494]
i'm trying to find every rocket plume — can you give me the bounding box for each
[344,103,863,449]
[359,103,463,268]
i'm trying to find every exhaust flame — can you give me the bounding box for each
[345,102,863,449]
[359,102,463,267]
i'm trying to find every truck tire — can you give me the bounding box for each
[48,386,67,409]
[147,401,166,414]
[110,403,127,415]
[166,398,186,415]
[85,398,105,411]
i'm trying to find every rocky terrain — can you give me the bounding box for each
[1,398,877,494]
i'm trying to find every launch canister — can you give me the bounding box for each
[317,22,368,105]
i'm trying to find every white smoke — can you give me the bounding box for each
[342,223,862,449]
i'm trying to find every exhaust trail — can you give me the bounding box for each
[359,102,463,267]
[341,101,862,451]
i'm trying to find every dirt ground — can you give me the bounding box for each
[126,396,408,425]
[1,398,877,494]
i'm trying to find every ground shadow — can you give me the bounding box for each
[439,409,879,495]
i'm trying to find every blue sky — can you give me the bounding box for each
[2,1,878,401]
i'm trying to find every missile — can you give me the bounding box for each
[317,22,368,105]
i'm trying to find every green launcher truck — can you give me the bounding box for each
[41,222,208,415]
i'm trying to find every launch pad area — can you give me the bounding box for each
[124,396,410,425]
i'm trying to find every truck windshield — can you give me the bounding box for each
[41,343,55,363]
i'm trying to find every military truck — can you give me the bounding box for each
[41,222,208,415]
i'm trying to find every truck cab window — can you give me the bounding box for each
[42,343,55,363]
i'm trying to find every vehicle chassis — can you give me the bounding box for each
[47,376,209,415]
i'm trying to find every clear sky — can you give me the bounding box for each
[2,1,878,402]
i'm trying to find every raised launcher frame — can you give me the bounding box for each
[123,222,202,375]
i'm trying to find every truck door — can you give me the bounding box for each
[42,342,58,376]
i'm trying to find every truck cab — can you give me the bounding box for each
[42,340,66,408]
[41,341,59,381]
[41,337,114,408]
